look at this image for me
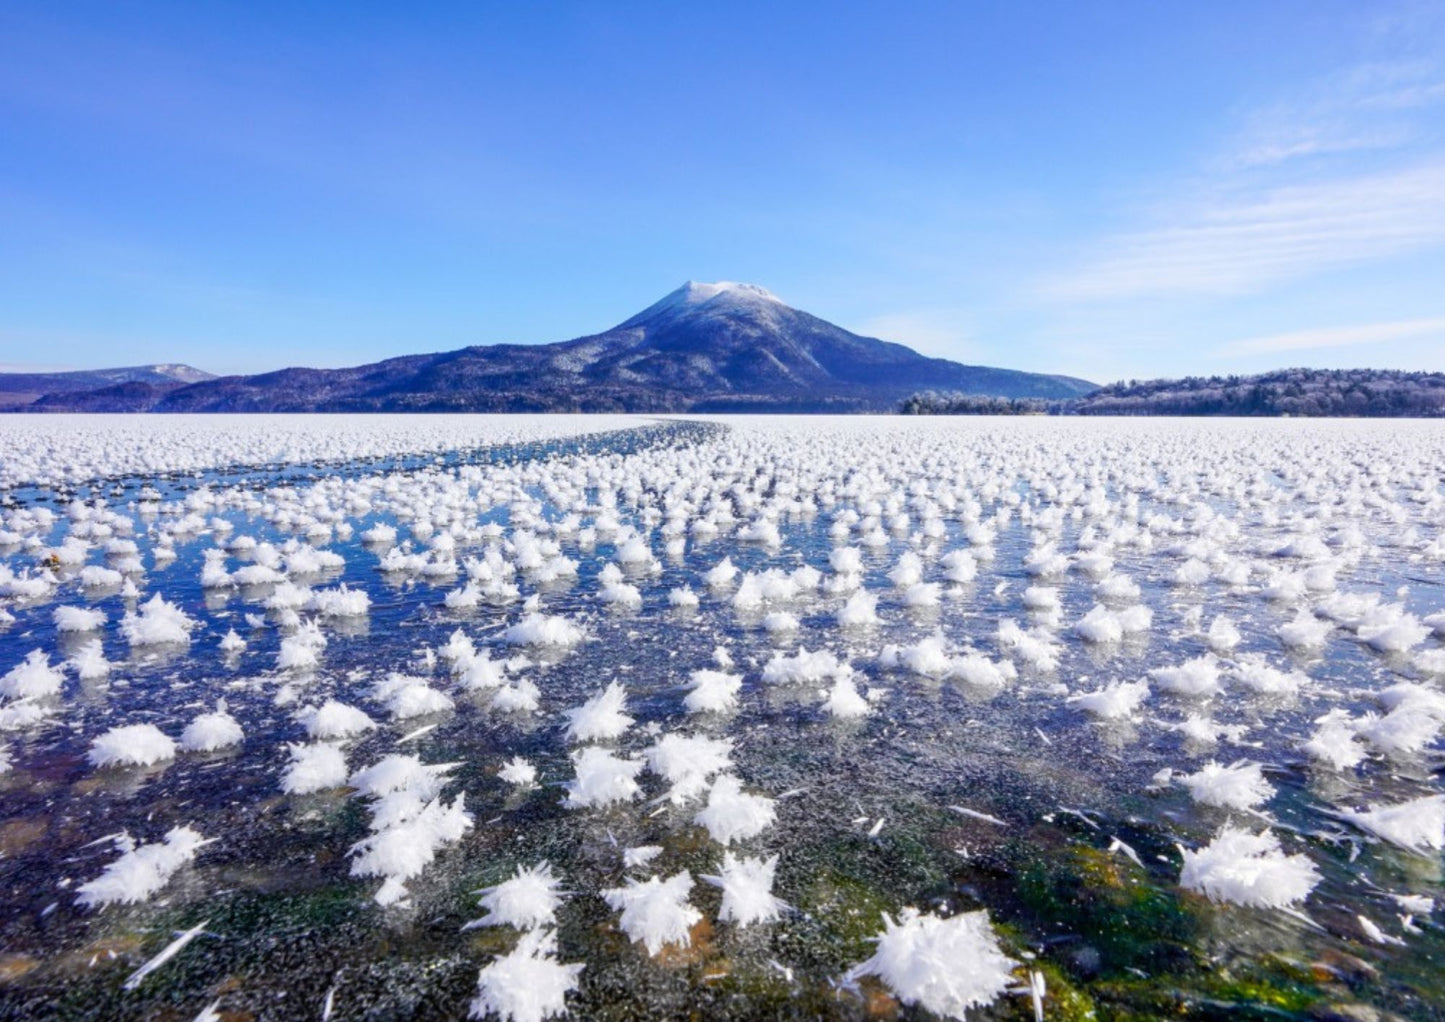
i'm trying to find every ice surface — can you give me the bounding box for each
[2,414,1444,1018]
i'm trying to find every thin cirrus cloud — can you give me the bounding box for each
[1043,161,1445,301]
[1226,127,1409,170]
[1216,316,1445,358]
[1223,61,1444,170]
[1043,55,1445,306]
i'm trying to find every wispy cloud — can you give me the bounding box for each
[1045,161,1445,300]
[1223,60,1444,170]
[1045,52,1445,304]
[1216,316,1445,357]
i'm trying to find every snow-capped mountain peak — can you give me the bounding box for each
[617,281,784,330]
[679,281,781,305]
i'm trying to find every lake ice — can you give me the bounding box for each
[1,414,1444,1020]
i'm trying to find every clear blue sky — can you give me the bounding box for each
[2,1,1443,382]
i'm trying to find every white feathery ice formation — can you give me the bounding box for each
[703,852,787,925]
[601,871,702,955]
[179,707,244,752]
[564,746,643,808]
[0,650,64,700]
[469,862,565,931]
[683,668,742,714]
[563,680,633,743]
[644,732,733,804]
[469,928,583,1022]
[1177,760,1274,811]
[1339,795,1445,854]
[1069,680,1150,720]
[499,755,537,787]
[847,907,1017,1019]
[280,741,349,794]
[693,774,777,845]
[88,723,177,768]
[295,699,377,740]
[76,826,209,908]
[1179,825,1321,908]
[346,754,473,906]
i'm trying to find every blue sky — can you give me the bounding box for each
[1,1,1443,383]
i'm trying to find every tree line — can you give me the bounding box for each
[902,368,1445,417]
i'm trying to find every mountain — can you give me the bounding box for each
[18,284,1095,412]
[0,364,214,410]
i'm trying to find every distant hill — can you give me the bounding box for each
[17,283,1095,413]
[1073,368,1445,416]
[902,368,1445,417]
[0,364,214,410]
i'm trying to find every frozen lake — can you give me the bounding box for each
[2,414,1444,1020]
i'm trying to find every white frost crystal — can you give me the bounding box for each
[693,774,776,845]
[1177,761,1274,810]
[470,862,564,931]
[703,852,787,926]
[847,907,1016,1019]
[180,709,244,752]
[563,681,633,743]
[564,747,643,808]
[1179,825,1320,908]
[88,724,177,768]
[469,928,583,1022]
[1340,795,1445,855]
[601,871,701,955]
[77,827,209,908]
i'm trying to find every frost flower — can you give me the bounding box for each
[847,907,1016,1019]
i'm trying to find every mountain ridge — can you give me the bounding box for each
[0,364,215,410]
[9,284,1096,412]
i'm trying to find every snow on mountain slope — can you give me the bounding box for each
[617,281,785,331]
